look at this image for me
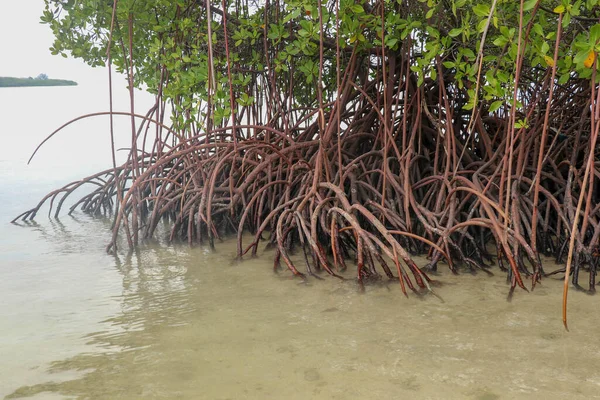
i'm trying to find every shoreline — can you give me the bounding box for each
[0,76,78,87]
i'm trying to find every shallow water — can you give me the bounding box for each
[3,233,600,400]
[2,86,600,400]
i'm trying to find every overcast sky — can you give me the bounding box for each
[0,0,106,83]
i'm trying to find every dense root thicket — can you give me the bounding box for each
[16,1,600,319]
[15,64,600,295]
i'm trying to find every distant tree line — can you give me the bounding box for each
[0,76,77,87]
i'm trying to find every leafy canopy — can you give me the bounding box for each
[41,0,600,126]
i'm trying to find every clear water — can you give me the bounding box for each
[1,85,600,400]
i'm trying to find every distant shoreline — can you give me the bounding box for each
[0,76,78,87]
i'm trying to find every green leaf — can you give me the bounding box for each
[565,55,573,68]
[426,26,440,38]
[283,8,300,23]
[472,4,491,17]
[591,24,600,43]
[350,4,364,14]
[493,36,508,47]
[515,118,529,129]
[385,38,398,48]
[523,0,538,11]
[462,48,475,60]
[574,50,590,64]
[496,71,509,82]
[449,28,463,37]
[489,100,503,113]
[477,19,487,33]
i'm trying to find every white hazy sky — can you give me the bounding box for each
[0,0,106,83]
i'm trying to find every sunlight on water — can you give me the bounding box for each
[1,86,600,400]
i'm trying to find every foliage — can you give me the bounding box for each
[41,0,600,126]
